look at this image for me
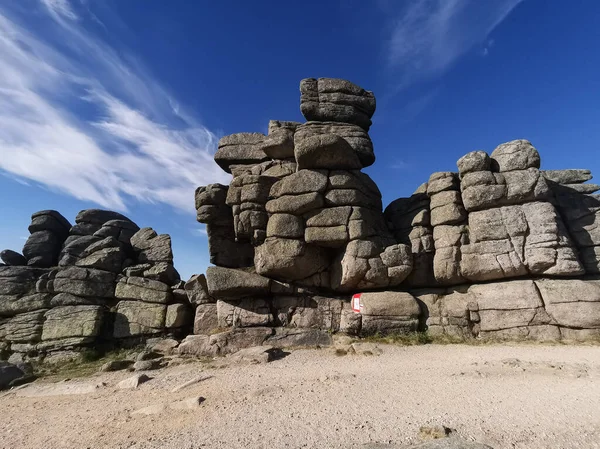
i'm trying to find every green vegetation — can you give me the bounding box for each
[34,347,138,381]
[361,331,466,345]
[361,331,600,346]
[26,331,600,382]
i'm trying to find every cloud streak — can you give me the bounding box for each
[386,0,523,86]
[41,0,78,21]
[191,225,208,237]
[0,1,229,213]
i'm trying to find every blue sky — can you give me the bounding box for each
[0,0,599,280]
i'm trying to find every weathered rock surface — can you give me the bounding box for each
[184,77,600,345]
[0,361,25,389]
[491,139,540,172]
[3,77,600,358]
[118,373,150,389]
[300,78,376,131]
[115,276,171,304]
[99,359,134,372]
[226,345,282,364]
[535,278,600,329]
[195,183,255,268]
[178,327,275,357]
[258,120,299,159]
[23,231,62,268]
[0,250,27,266]
[193,303,218,335]
[355,291,421,335]
[294,121,375,167]
[50,267,116,298]
[29,210,71,236]
[254,238,330,281]
[295,134,362,170]
[214,133,269,173]
[206,267,271,299]
[41,306,104,341]
[133,359,163,371]
[0,209,190,362]
[113,301,166,338]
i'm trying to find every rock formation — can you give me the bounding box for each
[0,210,192,363]
[186,77,600,354]
[2,77,600,362]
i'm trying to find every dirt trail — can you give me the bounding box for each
[2,344,600,449]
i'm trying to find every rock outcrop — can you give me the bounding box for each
[0,210,192,363]
[187,77,600,354]
[2,77,600,362]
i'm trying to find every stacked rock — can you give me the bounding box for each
[384,184,434,287]
[186,77,600,351]
[195,183,254,268]
[186,78,419,354]
[544,170,600,274]
[457,140,582,282]
[390,140,600,340]
[21,210,71,267]
[115,227,190,339]
[414,277,600,341]
[427,171,468,285]
[0,209,192,363]
[57,210,136,273]
[207,78,413,292]
[389,140,589,286]
[3,77,600,359]
[0,266,49,359]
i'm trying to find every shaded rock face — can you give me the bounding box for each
[195,184,254,268]
[0,250,27,267]
[22,210,71,268]
[188,77,600,349]
[0,361,26,389]
[0,209,192,362]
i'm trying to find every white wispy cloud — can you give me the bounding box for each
[390,160,413,170]
[482,38,496,57]
[386,0,523,86]
[41,0,78,21]
[0,1,229,213]
[191,225,208,237]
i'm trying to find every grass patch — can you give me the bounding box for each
[362,331,432,345]
[361,331,600,347]
[208,327,231,335]
[361,331,478,346]
[34,347,140,382]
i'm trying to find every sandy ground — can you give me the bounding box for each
[1,344,600,449]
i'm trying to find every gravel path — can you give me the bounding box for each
[2,344,600,449]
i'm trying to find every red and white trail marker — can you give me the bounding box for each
[351,293,362,313]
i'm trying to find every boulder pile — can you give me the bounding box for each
[0,210,192,363]
[2,77,600,362]
[186,77,600,353]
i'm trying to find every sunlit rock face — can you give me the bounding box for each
[2,78,600,362]
[189,77,600,351]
